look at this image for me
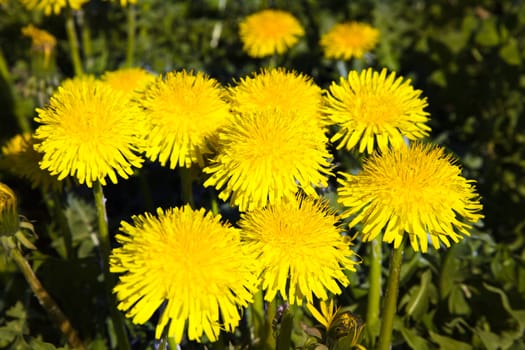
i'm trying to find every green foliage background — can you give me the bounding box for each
[0,0,524,349]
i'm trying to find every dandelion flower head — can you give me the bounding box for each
[323,68,430,154]
[139,70,232,169]
[20,0,88,15]
[204,109,332,211]
[229,68,325,126]
[320,21,379,60]
[34,76,145,188]
[239,196,358,304]
[102,67,156,99]
[1,133,63,192]
[239,9,304,58]
[110,206,258,343]
[337,142,484,252]
[21,25,56,65]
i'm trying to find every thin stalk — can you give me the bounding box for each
[78,10,94,72]
[125,4,136,67]
[377,240,405,350]
[276,304,294,350]
[251,290,265,349]
[93,181,130,350]
[179,167,195,207]
[365,235,382,346]
[65,9,83,76]
[0,48,31,133]
[4,236,85,349]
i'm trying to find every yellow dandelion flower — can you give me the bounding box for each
[0,183,19,237]
[34,76,145,188]
[101,67,156,99]
[323,68,430,154]
[110,206,258,343]
[21,24,57,66]
[139,70,232,169]
[320,22,379,60]
[239,196,358,305]
[1,133,63,192]
[229,68,324,126]
[20,0,88,15]
[239,9,304,58]
[203,109,332,211]
[338,142,484,253]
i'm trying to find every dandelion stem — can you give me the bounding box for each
[93,181,130,350]
[251,290,265,348]
[377,240,405,350]
[78,10,94,72]
[65,9,83,76]
[365,235,382,345]
[125,4,136,67]
[2,236,86,350]
[276,304,294,350]
[180,167,195,207]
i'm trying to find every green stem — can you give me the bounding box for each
[79,10,94,73]
[65,9,83,76]
[377,241,405,350]
[180,167,195,207]
[365,235,382,346]
[93,181,130,350]
[0,48,31,133]
[336,60,347,76]
[276,304,294,350]
[251,290,265,349]
[125,4,136,67]
[3,236,86,349]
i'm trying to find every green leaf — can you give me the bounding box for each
[5,302,26,320]
[483,283,525,335]
[28,339,60,350]
[402,269,435,321]
[429,331,472,350]
[475,18,499,47]
[398,325,431,350]
[448,286,471,315]
[499,38,521,66]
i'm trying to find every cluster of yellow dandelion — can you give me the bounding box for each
[23,25,484,343]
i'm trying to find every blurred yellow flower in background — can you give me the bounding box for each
[338,142,484,252]
[320,21,379,60]
[139,70,232,169]
[21,24,56,67]
[110,206,258,343]
[1,133,63,192]
[204,109,332,211]
[239,9,304,58]
[239,196,358,304]
[19,0,88,15]
[323,68,430,154]
[101,67,156,99]
[228,68,325,126]
[34,76,145,188]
